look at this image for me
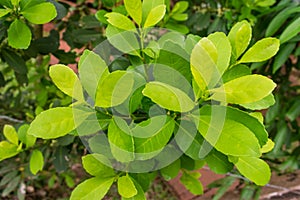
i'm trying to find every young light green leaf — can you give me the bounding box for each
[160,159,181,181]
[82,154,115,177]
[108,117,135,163]
[142,0,164,23]
[124,0,142,25]
[122,178,146,200]
[28,107,91,139]
[21,2,57,24]
[49,64,84,101]
[29,150,44,175]
[240,94,275,110]
[239,38,280,63]
[17,124,36,148]
[180,171,203,195]
[211,75,276,104]
[118,175,138,198]
[3,125,18,145]
[228,20,252,58]
[78,50,109,100]
[279,17,300,44]
[190,37,219,92]
[231,156,271,186]
[95,71,134,108]
[261,139,275,153]
[207,32,231,75]
[0,141,18,161]
[132,116,175,160]
[70,177,114,200]
[8,19,31,49]
[198,116,261,157]
[105,12,136,31]
[142,81,195,112]
[0,9,10,18]
[106,25,140,56]
[143,5,166,28]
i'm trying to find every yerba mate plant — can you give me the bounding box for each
[0,0,280,199]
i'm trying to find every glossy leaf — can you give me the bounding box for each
[124,0,142,25]
[3,125,18,145]
[8,19,31,49]
[142,81,195,112]
[211,75,276,104]
[207,32,231,75]
[143,5,166,28]
[133,116,175,160]
[50,64,84,101]
[122,178,146,200]
[95,71,134,108]
[279,17,300,44]
[160,159,181,181]
[222,64,251,83]
[28,107,91,139]
[78,50,109,100]
[118,175,137,198]
[239,38,280,63]
[205,149,233,174]
[142,0,164,23]
[180,171,203,195]
[197,116,261,157]
[21,2,57,24]
[231,156,271,186]
[105,12,136,31]
[108,117,135,163]
[240,94,275,110]
[29,150,44,175]
[228,20,252,58]
[70,177,114,200]
[82,154,115,177]
[261,139,275,153]
[190,37,219,92]
[0,141,18,161]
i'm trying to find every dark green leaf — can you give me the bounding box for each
[273,43,296,73]
[2,48,27,75]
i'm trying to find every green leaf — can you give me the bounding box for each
[143,5,166,28]
[82,154,115,177]
[105,12,136,31]
[106,25,140,56]
[180,171,203,195]
[207,32,231,75]
[231,156,271,186]
[255,0,275,7]
[0,9,10,18]
[0,171,18,187]
[286,99,300,121]
[49,64,84,101]
[118,175,138,198]
[124,0,142,25]
[17,124,36,148]
[142,0,164,23]
[211,75,276,104]
[70,177,114,200]
[171,13,188,21]
[0,141,18,161]
[1,176,20,197]
[273,43,296,73]
[197,116,261,157]
[95,71,134,108]
[228,20,252,58]
[78,50,109,100]
[8,19,31,49]
[28,107,92,139]
[21,2,57,24]
[29,150,44,175]
[266,6,300,37]
[205,149,233,174]
[261,139,275,153]
[240,94,275,110]
[190,37,219,92]
[239,38,280,63]
[133,116,175,160]
[279,17,300,44]
[108,117,135,163]
[122,178,146,200]
[222,64,251,83]
[160,159,181,181]
[172,1,189,13]
[3,125,18,145]
[142,81,195,112]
